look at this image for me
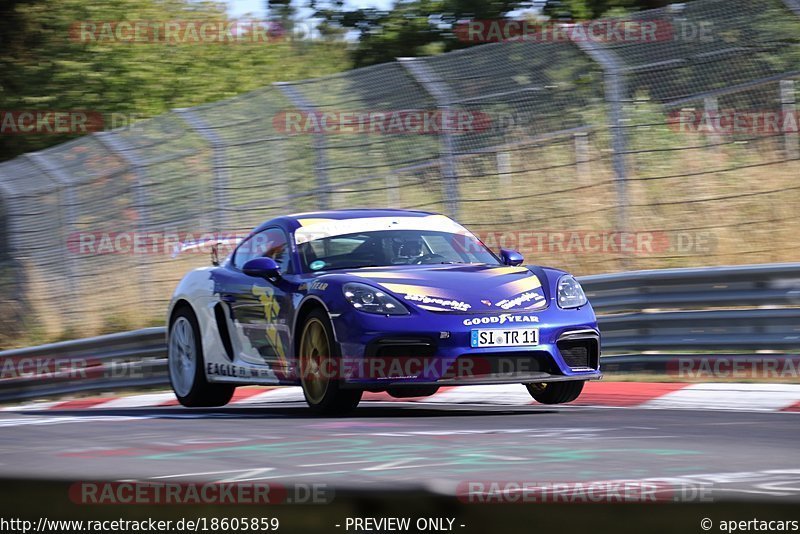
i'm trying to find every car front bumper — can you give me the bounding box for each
[331,305,602,388]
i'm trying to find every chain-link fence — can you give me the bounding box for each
[0,0,799,344]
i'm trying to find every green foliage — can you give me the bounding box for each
[0,0,351,162]
[313,0,687,68]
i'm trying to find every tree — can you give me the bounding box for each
[267,0,297,33]
[0,0,350,162]
[311,0,689,67]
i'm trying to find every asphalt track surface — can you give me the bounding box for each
[0,400,798,502]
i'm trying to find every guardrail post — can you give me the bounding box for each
[572,40,630,256]
[399,57,460,219]
[275,82,331,210]
[780,80,799,160]
[174,108,229,232]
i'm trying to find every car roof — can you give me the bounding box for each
[254,209,440,233]
[287,208,435,220]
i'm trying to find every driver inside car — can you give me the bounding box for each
[392,238,424,263]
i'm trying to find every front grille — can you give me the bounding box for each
[557,337,599,369]
[368,338,436,359]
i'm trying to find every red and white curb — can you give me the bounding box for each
[3,382,800,413]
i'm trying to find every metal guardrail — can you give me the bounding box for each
[0,328,167,402]
[1,263,799,402]
[581,262,800,352]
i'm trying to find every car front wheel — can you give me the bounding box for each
[526,380,584,404]
[298,309,362,415]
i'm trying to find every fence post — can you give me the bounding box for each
[780,80,799,160]
[94,132,154,313]
[386,173,400,207]
[25,153,80,308]
[399,57,460,219]
[174,108,229,233]
[573,132,590,181]
[275,82,331,210]
[780,0,800,160]
[781,0,800,15]
[573,40,630,261]
[0,174,23,317]
[496,151,512,192]
[703,96,722,148]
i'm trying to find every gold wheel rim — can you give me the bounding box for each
[300,318,330,405]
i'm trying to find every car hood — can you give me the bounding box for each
[341,264,549,313]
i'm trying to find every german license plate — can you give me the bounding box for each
[470,328,539,348]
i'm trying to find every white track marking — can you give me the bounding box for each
[90,392,177,409]
[1,401,63,412]
[641,383,800,412]
[3,383,800,413]
[232,387,305,404]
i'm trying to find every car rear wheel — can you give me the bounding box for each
[526,380,584,404]
[299,309,362,415]
[168,307,235,407]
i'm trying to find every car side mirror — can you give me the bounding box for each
[243,257,281,280]
[500,248,524,266]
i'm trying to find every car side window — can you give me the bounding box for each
[233,228,291,272]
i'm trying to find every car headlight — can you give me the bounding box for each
[343,282,409,315]
[557,275,588,309]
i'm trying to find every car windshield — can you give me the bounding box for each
[296,229,500,272]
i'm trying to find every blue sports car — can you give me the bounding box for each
[167,209,601,413]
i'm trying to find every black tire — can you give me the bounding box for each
[526,380,584,404]
[168,306,235,407]
[298,308,362,415]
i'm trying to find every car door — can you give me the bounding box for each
[224,227,294,373]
